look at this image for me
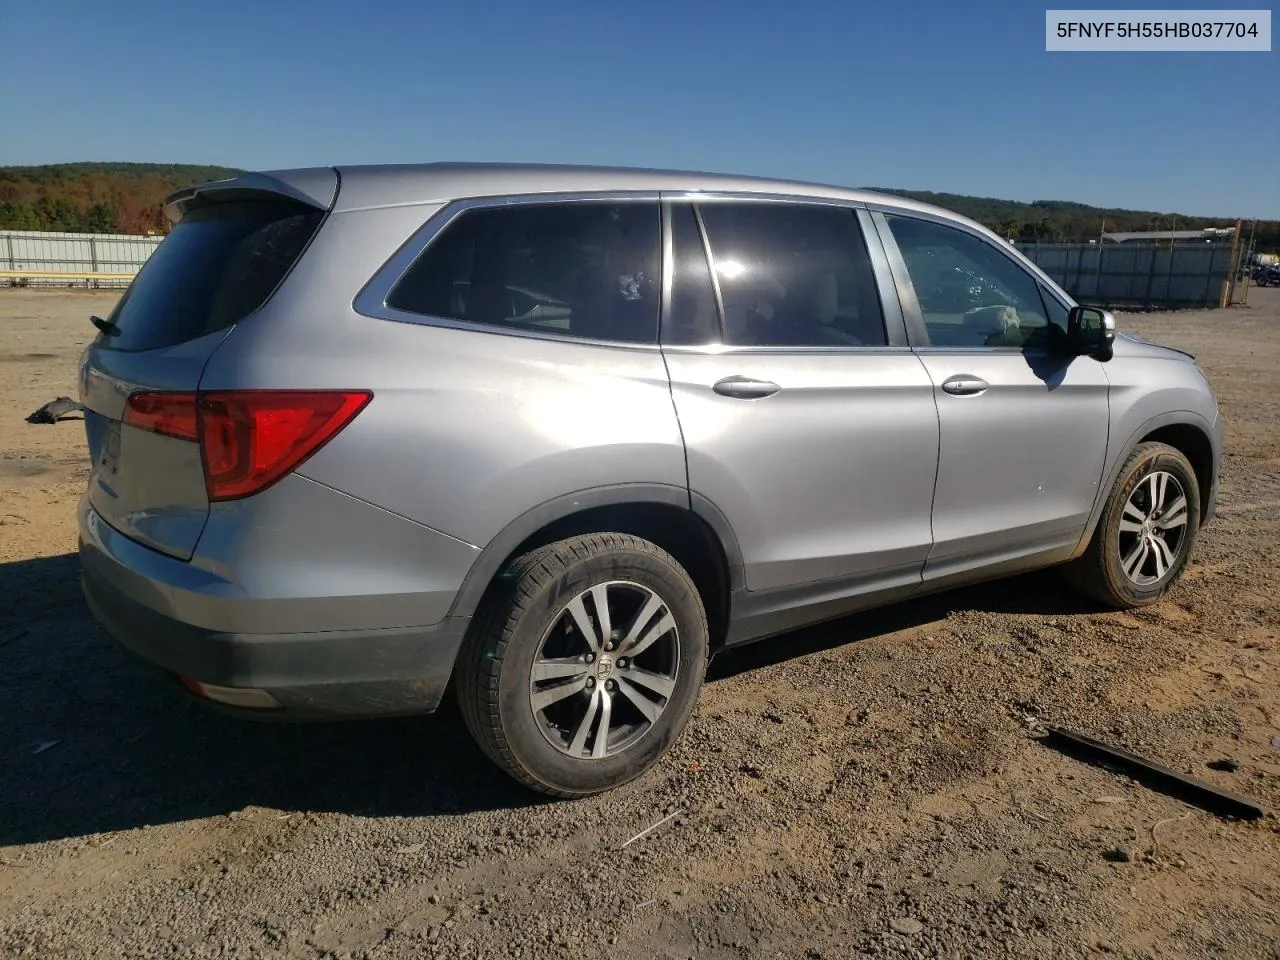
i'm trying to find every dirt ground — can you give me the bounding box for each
[1,288,1278,960]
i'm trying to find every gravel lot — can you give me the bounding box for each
[1,289,1278,960]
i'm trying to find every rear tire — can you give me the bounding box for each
[456,533,708,798]
[1062,441,1200,608]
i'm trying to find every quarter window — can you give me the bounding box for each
[1040,283,1070,331]
[386,201,661,344]
[676,202,887,348]
[884,214,1055,350]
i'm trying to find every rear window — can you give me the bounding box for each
[102,198,323,351]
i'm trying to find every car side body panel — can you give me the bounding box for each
[665,348,940,593]
[868,204,1114,583]
[198,200,689,554]
[913,348,1111,576]
[1073,336,1222,551]
[291,323,685,549]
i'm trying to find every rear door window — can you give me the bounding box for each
[387,201,661,344]
[691,202,888,347]
[103,199,323,352]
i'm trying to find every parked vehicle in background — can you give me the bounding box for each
[77,164,1222,796]
[1254,263,1280,287]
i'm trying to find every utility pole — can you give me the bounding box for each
[1240,219,1257,305]
[1223,219,1243,308]
[1094,219,1105,301]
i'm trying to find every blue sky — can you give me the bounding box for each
[2,0,1276,217]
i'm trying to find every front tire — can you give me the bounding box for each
[456,534,709,797]
[1063,441,1201,608]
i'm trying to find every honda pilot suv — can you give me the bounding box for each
[79,164,1222,796]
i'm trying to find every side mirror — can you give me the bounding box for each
[1067,305,1116,361]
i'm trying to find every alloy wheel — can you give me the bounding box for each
[1118,470,1189,585]
[528,580,680,759]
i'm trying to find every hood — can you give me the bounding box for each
[1112,332,1196,362]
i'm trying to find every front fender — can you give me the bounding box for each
[1073,408,1218,556]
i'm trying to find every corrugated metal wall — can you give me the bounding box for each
[1,229,1242,307]
[1017,240,1238,309]
[1,230,163,288]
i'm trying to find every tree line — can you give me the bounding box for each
[1,163,1276,251]
[0,163,241,235]
[869,188,1279,250]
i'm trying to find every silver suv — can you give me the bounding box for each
[78,164,1222,796]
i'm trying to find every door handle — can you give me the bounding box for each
[940,375,990,397]
[712,376,781,400]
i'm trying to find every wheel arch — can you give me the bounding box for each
[1139,422,1215,510]
[445,485,744,651]
[1075,411,1217,556]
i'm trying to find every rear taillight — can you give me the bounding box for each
[122,392,199,441]
[124,390,371,501]
[198,391,371,501]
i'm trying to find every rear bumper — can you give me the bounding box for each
[81,566,468,719]
[79,493,472,720]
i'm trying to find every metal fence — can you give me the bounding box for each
[1016,239,1243,310]
[1,230,163,288]
[0,227,1251,308]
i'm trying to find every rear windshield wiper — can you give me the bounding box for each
[90,315,120,337]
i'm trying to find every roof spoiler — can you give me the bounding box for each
[163,167,340,223]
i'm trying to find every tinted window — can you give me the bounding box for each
[105,199,323,352]
[664,204,721,345]
[884,214,1054,349]
[1041,283,1070,331]
[696,203,887,347]
[387,201,661,344]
